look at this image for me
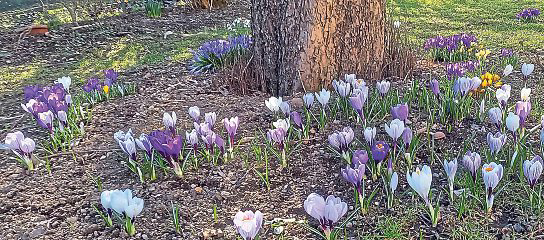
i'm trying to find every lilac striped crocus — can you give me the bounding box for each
[223,116,239,158]
[487,132,506,155]
[402,127,412,149]
[38,110,55,134]
[341,163,367,213]
[267,127,287,167]
[328,127,354,162]
[352,150,369,166]
[349,89,368,122]
[163,112,177,135]
[185,129,199,154]
[524,156,543,188]
[205,112,217,129]
[488,107,502,131]
[515,101,531,129]
[290,111,303,129]
[114,129,137,161]
[462,151,481,182]
[4,131,36,170]
[135,134,153,159]
[189,106,200,123]
[429,79,440,96]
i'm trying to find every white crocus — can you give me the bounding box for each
[124,197,144,219]
[163,112,177,133]
[363,127,376,146]
[495,88,510,107]
[385,119,405,142]
[503,64,513,76]
[522,63,534,77]
[273,119,290,132]
[406,165,432,204]
[188,106,200,122]
[5,131,24,150]
[521,88,531,101]
[56,76,72,92]
[265,96,283,113]
[303,93,314,108]
[280,101,291,115]
[205,112,217,127]
[506,112,520,133]
[315,89,331,107]
[303,193,348,238]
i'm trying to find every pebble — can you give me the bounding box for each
[273,226,284,234]
[513,223,525,233]
[142,234,149,240]
[29,226,46,238]
[83,224,101,235]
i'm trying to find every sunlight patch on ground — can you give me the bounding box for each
[0,62,44,92]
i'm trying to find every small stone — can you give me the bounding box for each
[67,216,78,223]
[433,132,446,140]
[29,226,46,238]
[142,234,149,240]
[83,224,101,235]
[214,193,224,202]
[195,187,203,193]
[513,223,525,233]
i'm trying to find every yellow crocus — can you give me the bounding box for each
[103,85,110,94]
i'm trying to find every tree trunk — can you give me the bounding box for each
[251,0,385,96]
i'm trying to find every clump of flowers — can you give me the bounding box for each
[3,131,37,170]
[82,69,133,103]
[189,35,253,74]
[424,33,478,61]
[445,61,479,79]
[328,127,355,163]
[516,8,541,21]
[99,189,144,236]
[480,72,502,89]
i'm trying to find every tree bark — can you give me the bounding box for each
[251,0,385,96]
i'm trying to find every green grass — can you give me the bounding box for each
[391,0,544,51]
[0,27,247,92]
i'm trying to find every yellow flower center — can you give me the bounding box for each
[485,167,493,172]
[416,168,421,175]
[377,143,383,149]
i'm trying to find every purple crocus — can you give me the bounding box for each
[429,79,440,96]
[202,131,218,154]
[349,88,368,121]
[462,151,481,182]
[104,69,118,86]
[290,111,303,129]
[371,141,390,163]
[352,150,369,166]
[267,128,286,150]
[83,77,102,92]
[402,127,412,149]
[149,130,183,176]
[342,164,366,193]
[328,127,355,161]
[515,101,531,129]
[38,110,55,134]
[391,103,409,122]
[223,117,239,144]
[24,85,43,101]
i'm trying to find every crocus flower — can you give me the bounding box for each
[349,90,367,120]
[303,193,347,239]
[273,119,290,132]
[100,190,113,214]
[506,112,520,133]
[114,129,137,161]
[328,127,354,155]
[443,159,458,201]
[351,77,367,91]
[265,96,283,113]
[65,94,72,106]
[402,127,412,149]
[429,79,440,96]
[522,63,534,77]
[233,210,263,240]
[462,151,481,182]
[342,164,365,190]
[188,106,200,123]
[185,129,199,152]
[104,69,119,84]
[280,101,291,115]
[267,128,286,150]
[390,172,399,194]
[135,134,153,158]
[470,77,482,91]
[5,131,24,151]
[487,132,506,155]
[482,162,503,212]
[205,112,217,128]
[488,107,502,131]
[223,117,239,142]
[290,111,303,129]
[385,119,405,142]
[521,88,531,101]
[479,99,485,120]
[503,64,513,76]
[352,150,369,166]
[496,87,510,109]
[344,74,356,84]
[524,156,543,188]
[333,80,351,97]
[457,77,471,96]
[515,101,531,129]
[55,76,71,92]
[376,80,390,96]
[406,165,432,205]
[315,89,331,107]
[371,141,390,163]
[303,93,314,109]
[109,189,144,236]
[163,112,177,134]
[391,103,409,122]
[149,130,183,176]
[38,110,54,134]
[363,127,376,146]
[202,131,217,153]
[57,110,68,131]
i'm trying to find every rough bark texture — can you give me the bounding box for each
[251,0,385,96]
